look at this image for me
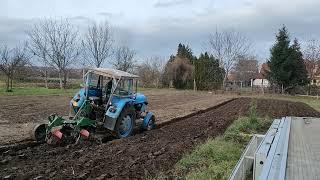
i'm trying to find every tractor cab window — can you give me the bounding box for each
[86,73,103,89]
[114,79,134,96]
[104,78,113,98]
[84,73,103,100]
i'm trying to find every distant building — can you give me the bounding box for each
[227,63,271,88]
[304,60,320,86]
[252,63,270,88]
[252,76,270,87]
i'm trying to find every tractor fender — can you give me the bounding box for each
[104,98,134,130]
[141,112,155,130]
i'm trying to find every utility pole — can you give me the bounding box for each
[82,62,86,82]
[193,60,196,91]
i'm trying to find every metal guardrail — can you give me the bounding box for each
[228,134,265,180]
[229,117,292,180]
[254,119,282,179]
[259,117,291,180]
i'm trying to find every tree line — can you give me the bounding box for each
[1,18,318,93]
[160,29,253,90]
[157,26,320,93]
[161,44,225,90]
[0,17,253,92]
[0,19,136,91]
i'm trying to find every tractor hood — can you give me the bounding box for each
[108,93,147,106]
[135,93,147,104]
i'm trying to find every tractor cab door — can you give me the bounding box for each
[104,78,113,102]
[85,72,103,104]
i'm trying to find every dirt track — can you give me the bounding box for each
[0,90,233,144]
[1,98,319,179]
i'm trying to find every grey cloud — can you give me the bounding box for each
[70,16,92,22]
[132,0,320,60]
[97,12,124,20]
[2,0,320,62]
[97,12,113,17]
[0,17,34,47]
[154,0,193,8]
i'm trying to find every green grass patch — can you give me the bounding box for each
[176,137,242,180]
[173,102,272,180]
[0,87,78,96]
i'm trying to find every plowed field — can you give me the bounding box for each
[1,98,319,179]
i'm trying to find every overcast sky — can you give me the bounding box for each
[1,0,320,63]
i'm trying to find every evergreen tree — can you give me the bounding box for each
[268,26,309,92]
[288,39,309,86]
[268,26,291,86]
[195,52,224,90]
[176,43,197,63]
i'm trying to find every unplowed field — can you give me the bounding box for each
[1,98,319,179]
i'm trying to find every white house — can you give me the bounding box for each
[252,78,270,87]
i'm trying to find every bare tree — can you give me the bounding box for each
[27,18,80,89]
[208,29,251,88]
[113,46,136,72]
[82,21,113,68]
[234,55,259,82]
[304,39,320,83]
[136,56,165,88]
[0,44,29,91]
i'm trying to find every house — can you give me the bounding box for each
[304,60,320,86]
[227,63,271,88]
[252,63,270,88]
[252,73,270,87]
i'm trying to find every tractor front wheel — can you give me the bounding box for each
[115,107,135,138]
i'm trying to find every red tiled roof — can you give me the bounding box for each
[227,72,237,81]
[260,63,269,77]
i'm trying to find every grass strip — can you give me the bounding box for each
[173,101,272,180]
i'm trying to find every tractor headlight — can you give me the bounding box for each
[109,105,117,113]
[72,100,78,107]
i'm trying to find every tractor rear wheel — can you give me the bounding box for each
[115,106,135,138]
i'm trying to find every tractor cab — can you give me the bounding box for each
[70,68,152,138]
[70,68,140,114]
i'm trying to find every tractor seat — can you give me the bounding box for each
[89,96,100,101]
[89,96,102,105]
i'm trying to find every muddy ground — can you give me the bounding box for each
[1,98,319,180]
[0,90,233,144]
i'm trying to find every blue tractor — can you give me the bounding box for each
[33,68,155,144]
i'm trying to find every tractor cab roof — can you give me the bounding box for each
[88,68,139,79]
